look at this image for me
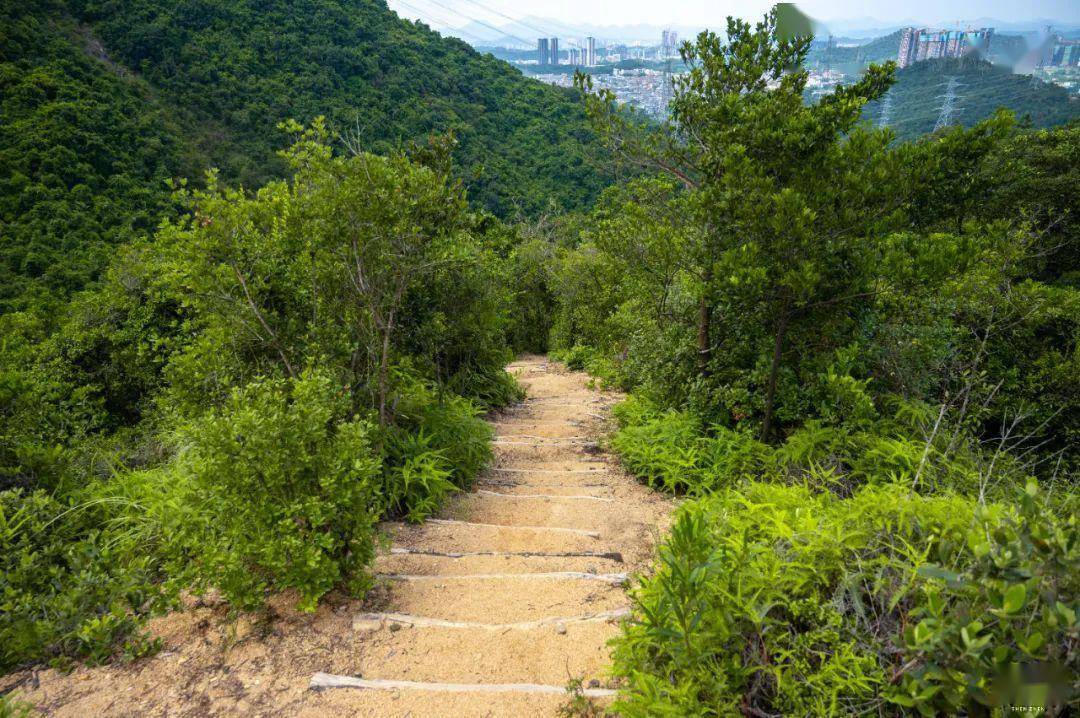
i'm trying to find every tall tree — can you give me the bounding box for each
[577,10,904,439]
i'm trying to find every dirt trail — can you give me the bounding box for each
[7,356,671,717]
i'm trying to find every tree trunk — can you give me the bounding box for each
[696,268,712,377]
[231,264,296,379]
[760,302,791,443]
[377,310,395,428]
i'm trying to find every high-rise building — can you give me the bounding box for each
[550,38,559,65]
[897,27,920,68]
[897,27,993,68]
[537,38,549,65]
[569,48,581,65]
[1039,29,1080,68]
[661,30,678,57]
[586,37,597,66]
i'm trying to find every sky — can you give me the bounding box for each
[390,0,1080,31]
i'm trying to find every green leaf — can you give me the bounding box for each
[917,563,964,587]
[1002,584,1026,614]
[1056,602,1076,626]
[914,620,934,644]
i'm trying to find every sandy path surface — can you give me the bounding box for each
[4,355,671,717]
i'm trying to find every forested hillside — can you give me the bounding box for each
[1,0,602,676]
[868,57,1078,141]
[0,3,197,310]
[1,0,609,309]
[72,0,609,213]
[807,30,902,74]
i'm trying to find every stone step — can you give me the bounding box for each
[488,462,610,474]
[352,608,628,631]
[473,481,615,496]
[376,571,627,586]
[493,443,597,458]
[475,488,614,503]
[384,520,610,555]
[375,551,624,576]
[440,496,617,531]
[370,573,626,623]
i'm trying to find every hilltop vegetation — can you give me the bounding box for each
[1,0,610,310]
[1,121,539,670]
[3,0,595,670]
[807,30,902,74]
[74,0,609,214]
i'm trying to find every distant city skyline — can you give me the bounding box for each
[388,0,1079,33]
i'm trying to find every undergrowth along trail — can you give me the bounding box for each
[7,356,671,718]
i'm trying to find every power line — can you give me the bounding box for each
[456,0,558,38]
[452,0,601,49]
[390,0,495,45]
[418,0,536,48]
[389,0,493,45]
[394,0,615,61]
[390,0,503,47]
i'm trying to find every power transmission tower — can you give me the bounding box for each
[934,75,961,131]
[876,92,893,129]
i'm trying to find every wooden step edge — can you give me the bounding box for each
[488,468,607,475]
[387,547,624,562]
[351,607,631,631]
[376,571,628,585]
[310,673,617,697]
[422,518,600,538]
[473,489,615,502]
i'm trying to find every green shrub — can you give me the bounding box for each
[611,394,662,429]
[0,489,161,671]
[552,345,593,372]
[0,694,36,718]
[382,430,456,524]
[389,373,494,488]
[610,396,1001,498]
[168,371,381,611]
[610,410,706,493]
[505,237,557,354]
[445,364,525,411]
[611,481,1078,717]
[611,407,775,494]
[552,344,623,389]
[890,480,1079,714]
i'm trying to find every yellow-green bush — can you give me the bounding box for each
[613,482,1078,716]
[0,489,162,670]
[165,371,382,611]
